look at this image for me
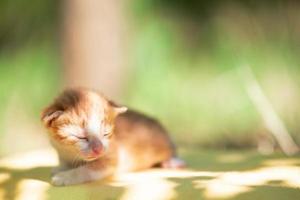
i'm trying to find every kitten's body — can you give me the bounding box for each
[42,88,184,186]
[114,110,175,172]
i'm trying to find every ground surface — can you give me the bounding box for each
[0,148,300,200]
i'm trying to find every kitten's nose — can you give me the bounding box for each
[92,146,102,155]
[89,137,103,155]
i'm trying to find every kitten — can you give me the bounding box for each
[41,88,185,186]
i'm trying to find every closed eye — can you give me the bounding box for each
[103,132,110,137]
[103,130,113,137]
[103,127,112,137]
[71,134,88,141]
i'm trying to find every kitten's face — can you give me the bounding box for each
[41,89,127,161]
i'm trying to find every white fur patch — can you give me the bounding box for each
[60,125,83,137]
[102,138,110,151]
[52,165,114,186]
[86,103,102,136]
[77,140,89,150]
[117,147,134,173]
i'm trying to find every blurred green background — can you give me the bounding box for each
[0,0,300,156]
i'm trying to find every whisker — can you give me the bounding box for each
[71,153,79,168]
[73,153,82,168]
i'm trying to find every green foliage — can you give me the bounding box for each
[125,0,300,147]
[1,0,300,149]
[0,43,60,131]
[0,0,59,49]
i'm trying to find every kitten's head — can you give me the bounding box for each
[41,88,127,161]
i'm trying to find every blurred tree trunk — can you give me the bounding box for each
[62,0,126,99]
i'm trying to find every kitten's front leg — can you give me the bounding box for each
[51,165,114,186]
[51,162,70,175]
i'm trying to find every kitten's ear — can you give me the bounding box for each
[41,108,63,127]
[108,100,128,115]
[114,106,128,114]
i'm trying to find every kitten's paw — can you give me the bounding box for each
[51,172,73,186]
[51,175,64,186]
[162,157,186,169]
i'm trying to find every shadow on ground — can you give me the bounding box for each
[0,148,300,200]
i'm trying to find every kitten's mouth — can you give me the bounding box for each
[81,146,105,161]
[85,156,99,161]
[83,152,104,161]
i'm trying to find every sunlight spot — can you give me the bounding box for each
[195,179,252,198]
[16,179,50,200]
[263,159,300,166]
[119,178,177,200]
[0,148,58,169]
[111,169,220,200]
[112,169,220,186]
[0,188,5,200]
[0,173,10,184]
[217,153,246,163]
[194,165,300,199]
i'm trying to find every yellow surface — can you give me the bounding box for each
[0,149,300,200]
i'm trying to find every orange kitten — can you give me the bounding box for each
[41,88,185,186]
